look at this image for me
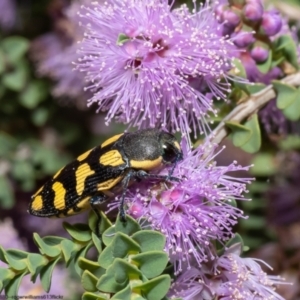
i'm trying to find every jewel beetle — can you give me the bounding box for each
[28,128,183,235]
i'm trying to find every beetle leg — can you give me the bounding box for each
[136,169,181,182]
[90,193,109,236]
[119,170,136,222]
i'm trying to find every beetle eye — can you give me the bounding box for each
[162,143,179,164]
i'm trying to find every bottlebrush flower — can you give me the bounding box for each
[31,0,90,102]
[76,0,237,136]
[109,140,252,273]
[169,244,285,300]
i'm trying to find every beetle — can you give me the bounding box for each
[28,128,183,235]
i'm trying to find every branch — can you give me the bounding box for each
[207,71,300,145]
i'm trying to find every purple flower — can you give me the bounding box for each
[243,0,264,22]
[250,44,269,63]
[76,0,237,136]
[261,10,282,37]
[109,141,252,273]
[31,1,90,102]
[0,0,16,30]
[169,244,286,300]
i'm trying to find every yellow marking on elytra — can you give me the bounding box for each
[53,167,64,179]
[174,141,181,151]
[53,182,66,211]
[100,150,124,167]
[130,157,162,170]
[75,163,95,195]
[31,195,43,210]
[97,176,123,191]
[66,196,90,216]
[33,186,44,197]
[101,133,123,148]
[77,148,93,162]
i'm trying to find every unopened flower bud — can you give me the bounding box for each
[223,9,240,27]
[243,1,263,22]
[261,10,282,36]
[233,30,255,48]
[250,44,269,62]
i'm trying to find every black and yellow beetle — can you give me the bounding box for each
[28,128,183,234]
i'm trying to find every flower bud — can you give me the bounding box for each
[233,29,255,48]
[215,4,225,22]
[261,10,282,36]
[250,44,269,62]
[223,9,240,27]
[243,1,263,22]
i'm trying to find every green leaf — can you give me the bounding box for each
[240,114,261,153]
[19,80,48,109]
[63,222,92,242]
[112,232,141,258]
[26,253,48,278]
[132,231,166,252]
[60,239,78,264]
[40,257,60,293]
[88,210,112,238]
[2,60,28,91]
[102,226,116,247]
[0,268,15,290]
[279,135,300,150]
[82,292,110,300]
[131,251,168,278]
[98,244,115,269]
[97,266,126,293]
[0,176,14,209]
[275,34,299,69]
[111,285,132,300]
[78,257,101,273]
[1,36,29,61]
[272,80,298,109]
[115,214,141,236]
[226,121,251,147]
[117,33,130,45]
[113,259,142,283]
[245,83,266,94]
[0,246,8,264]
[225,234,244,254]
[135,275,171,300]
[5,272,28,297]
[256,51,272,74]
[73,241,94,276]
[33,233,61,257]
[82,270,98,292]
[91,232,102,255]
[250,153,277,176]
[282,89,300,121]
[5,249,28,271]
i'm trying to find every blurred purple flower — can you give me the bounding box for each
[0,0,16,30]
[109,141,252,273]
[31,0,90,102]
[76,0,237,136]
[169,244,286,300]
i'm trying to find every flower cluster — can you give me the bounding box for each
[169,244,286,300]
[76,0,237,136]
[216,0,299,136]
[108,141,252,273]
